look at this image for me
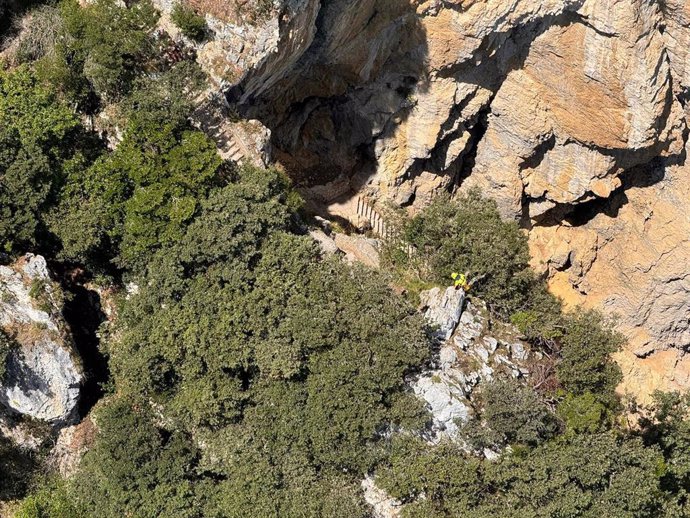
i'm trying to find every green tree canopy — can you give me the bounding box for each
[50,100,220,271]
[73,397,202,518]
[37,0,159,106]
[378,433,665,518]
[463,377,561,449]
[0,67,90,253]
[171,2,207,41]
[388,190,562,321]
[557,310,624,406]
[88,164,432,515]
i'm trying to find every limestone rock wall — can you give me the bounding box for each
[530,153,690,401]
[221,0,687,210]
[466,0,685,220]
[188,0,690,399]
[0,255,82,424]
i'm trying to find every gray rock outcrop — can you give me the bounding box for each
[366,295,534,518]
[419,286,465,341]
[362,475,402,518]
[48,417,96,477]
[413,298,532,441]
[0,255,82,424]
[333,233,381,268]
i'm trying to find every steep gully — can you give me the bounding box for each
[57,269,108,418]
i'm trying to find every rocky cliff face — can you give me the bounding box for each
[181,0,690,399]
[415,288,533,442]
[360,285,535,517]
[530,156,690,400]
[218,0,686,207]
[0,255,82,425]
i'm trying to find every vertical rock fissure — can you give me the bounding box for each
[60,281,107,418]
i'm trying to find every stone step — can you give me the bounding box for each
[226,142,241,153]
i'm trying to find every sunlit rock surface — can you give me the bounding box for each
[175,0,690,398]
[0,255,82,424]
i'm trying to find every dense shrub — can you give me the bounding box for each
[49,162,430,515]
[50,99,220,271]
[378,433,666,518]
[112,227,430,460]
[171,3,206,41]
[0,435,35,502]
[13,478,82,518]
[639,391,690,504]
[0,67,90,254]
[557,310,624,406]
[0,3,208,272]
[557,391,610,434]
[72,397,202,517]
[509,284,563,346]
[120,61,206,130]
[388,190,549,317]
[36,0,159,107]
[463,378,561,449]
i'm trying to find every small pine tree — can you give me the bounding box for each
[171,3,206,41]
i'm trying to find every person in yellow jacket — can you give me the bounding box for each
[451,272,470,291]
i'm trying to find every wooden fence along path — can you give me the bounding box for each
[355,196,415,257]
[356,196,390,239]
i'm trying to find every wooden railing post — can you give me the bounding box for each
[349,196,415,259]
